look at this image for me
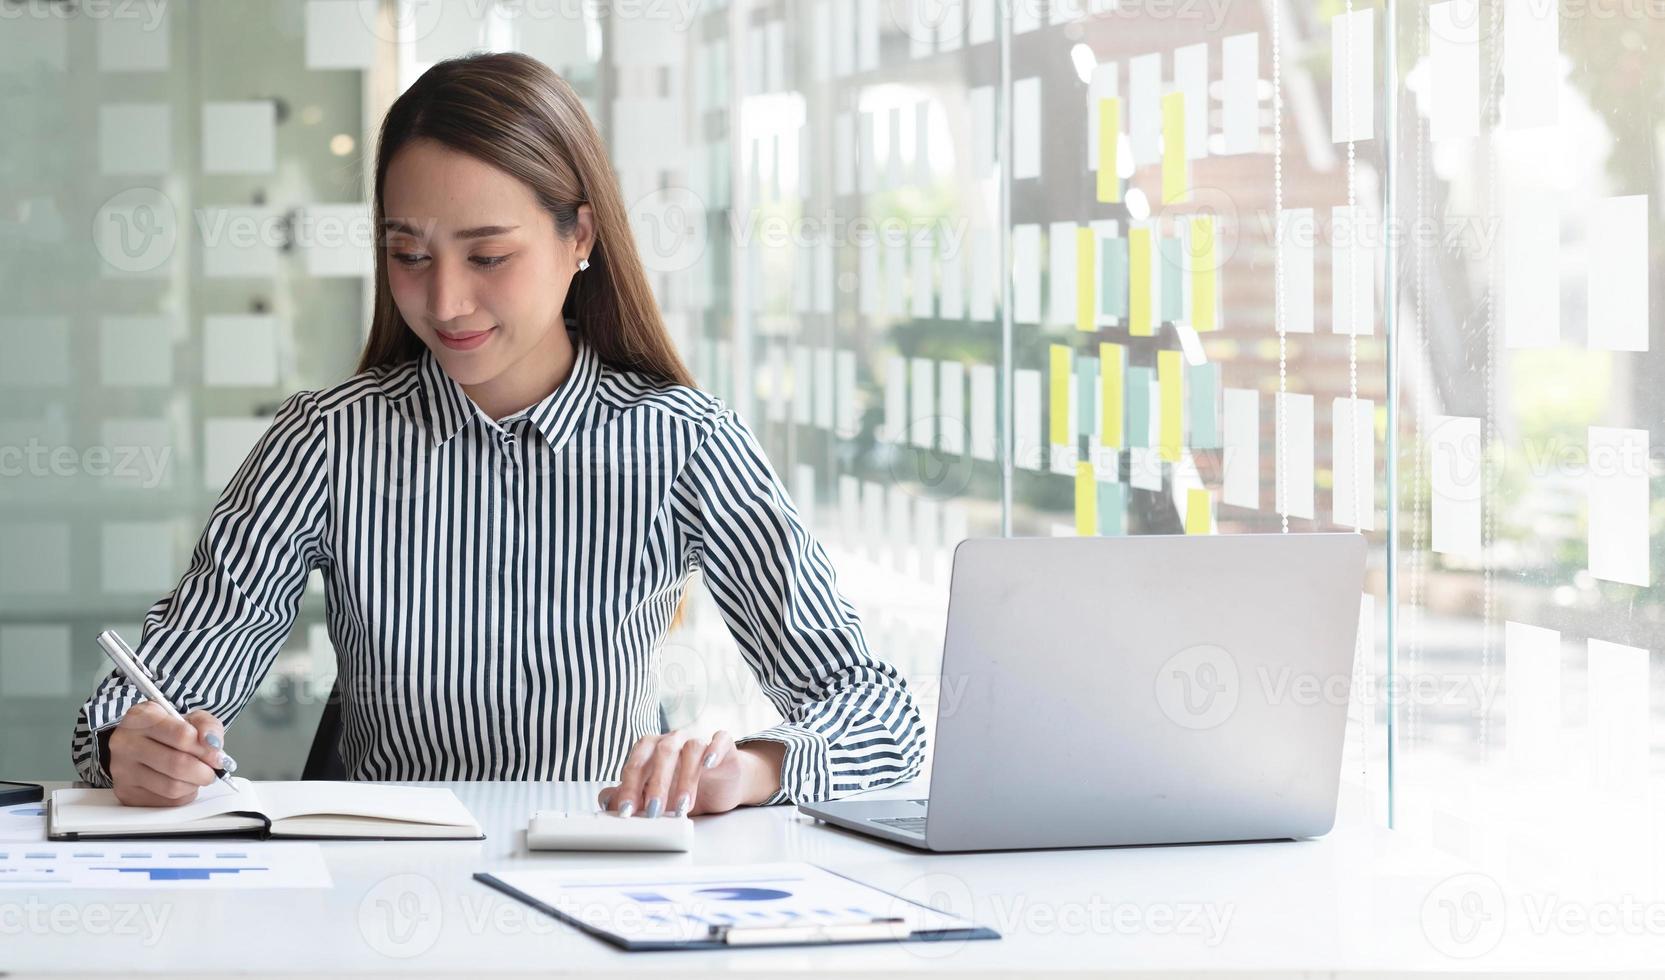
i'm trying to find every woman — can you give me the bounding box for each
[72,52,926,820]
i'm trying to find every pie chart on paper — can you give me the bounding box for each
[692,886,793,902]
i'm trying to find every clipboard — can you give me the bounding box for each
[472,862,1000,951]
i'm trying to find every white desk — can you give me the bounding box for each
[7,780,1657,973]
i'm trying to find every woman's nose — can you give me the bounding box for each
[428,260,476,322]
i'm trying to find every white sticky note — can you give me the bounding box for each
[836,350,857,438]
[1130,447,1162,492]
[1429,0,1480,142]
[1086,61,1118,171]
[0,624,72,698]
[98,7,170,71]
[1331,8,1374,142]
[883,355,906,444]
[1504,184,1560,348]
[912,237,934,319]
[969,0,996,44]
[202,101,276,175]
[1503,0,1559,130]
[1223,388,1260,510]
[884,234,907,317]
[416,0,485,62]
[1431,416,1483,558]
[940,361,966,455]
[302,203,374,277]
[1331,205,1374,335]
[1014,368,1042,470]
[1280,209,1316,334]
[910,357,936,449]
[859,234,880,316]
[970,229,996,322]
[204,417,270,491]
[100,418,175,491]
[1586,638,1650,791]
[204,315,280,387]
[832,0,853,76]
[1014,77,1041,179]
[1222,33,1260,154]
[857,0,879,72]
[812,347,833,429]
[970,85,996,178]
[99,104,171,176]
[940,227,966,320]
[1048,222,1078,327]
[202,207,280,278]
[0,17,67,73]
[1505,621,1562,777]
[0,522,70,596]
[0,316,70,388]
[1588,426,1650,587]
[1013,224,1041,323]
[1332,397,1375,530]
[885,106,904,190]
[1587,195,1649,352]
[100,315,175,387]
[1275,391,1314,520]
[1130,53,1162,166]
[971,363,997,462]
[101,520,176,594]
[1174,42,1209,160]
[305,0,376,68]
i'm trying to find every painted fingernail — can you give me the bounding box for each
[618,800,635,819]
[703,752,717,768]
[204,733,223,749]
[645,796,663,819]
[220,755,237,773]
[674,793,690,817]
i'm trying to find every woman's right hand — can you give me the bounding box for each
[108,702,227,807]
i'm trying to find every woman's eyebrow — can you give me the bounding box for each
[381,219,519,240]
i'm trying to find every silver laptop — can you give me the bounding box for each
[799,532,1368,852]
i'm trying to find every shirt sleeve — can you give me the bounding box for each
[70,389,331,786]
[674,403,928,805]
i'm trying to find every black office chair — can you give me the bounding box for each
[301,680,673,779]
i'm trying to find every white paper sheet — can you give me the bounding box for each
[1275,391,1314,520]
[1587,195,1649,352]
[1588,426,1649,586]
[0,842,331,889]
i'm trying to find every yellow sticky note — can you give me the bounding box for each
[1099,342,1124,449]
[1190,214,1217,331]
[1075,227,1096,332]
[1129,226,1153,337]
[1096,97,1121,204]
[1185,487,1211,534]
[1158,349,1182,462]
[1161,91,1187,204]
[1049,344,1072,446]
[1076,462,1098,536]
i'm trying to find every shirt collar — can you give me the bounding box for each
[418,330,600,452]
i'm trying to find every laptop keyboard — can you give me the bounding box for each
[873,800,930,836]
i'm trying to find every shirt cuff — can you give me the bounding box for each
[736,724,830,806]
[76,685,145,787]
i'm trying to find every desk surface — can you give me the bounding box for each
[7,780,1656,973]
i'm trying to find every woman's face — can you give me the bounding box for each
[381,138,592,390]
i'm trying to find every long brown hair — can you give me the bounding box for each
[359,52,696,634]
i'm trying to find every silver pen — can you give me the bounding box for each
[95,629,239,790]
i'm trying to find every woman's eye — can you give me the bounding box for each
[471,254,511,269]
[392,252,428,266]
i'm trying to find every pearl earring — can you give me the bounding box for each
[577,258,590,272]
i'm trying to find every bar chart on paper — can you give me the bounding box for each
[0,843,332,888]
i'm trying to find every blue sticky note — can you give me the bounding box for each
[1097,481,1127,536]
[1100,237,1129,319]
[1076,355,1097,441]
[1126,366,1153,448]
[1159,237,1184,322]
[1187,362,1220,449]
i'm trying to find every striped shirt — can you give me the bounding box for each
[72,330,927,804]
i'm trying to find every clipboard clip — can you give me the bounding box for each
[708,916,910,946]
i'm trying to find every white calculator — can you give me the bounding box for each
[526,810,694,852]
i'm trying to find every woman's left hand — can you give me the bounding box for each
[597,729,783,818]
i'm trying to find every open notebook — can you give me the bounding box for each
[48,777,483,841]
